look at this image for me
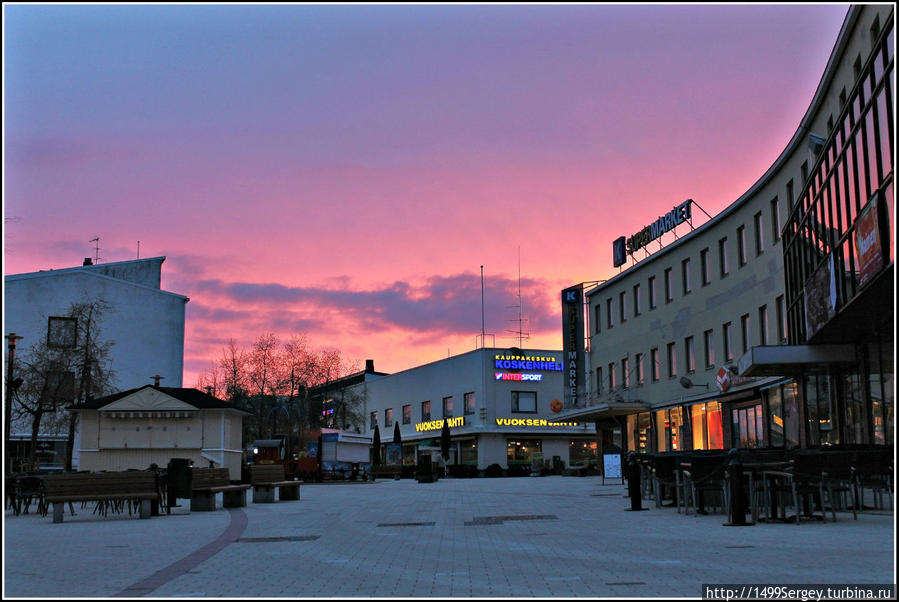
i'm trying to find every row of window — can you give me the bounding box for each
[783,18,894,343]
[595,297,787,393]
[595,205,781,332]
[367,390,549,429]
[370,392,476,429]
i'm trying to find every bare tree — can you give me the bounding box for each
[11,300,115,471]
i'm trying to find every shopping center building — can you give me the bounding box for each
[359,348,597,473]
[560,5,893,454]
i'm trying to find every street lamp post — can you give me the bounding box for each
[5,333,24,476]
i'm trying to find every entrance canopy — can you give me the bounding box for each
[552,401,650,423]
[737,344,857,377]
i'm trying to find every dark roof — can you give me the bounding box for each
[72,385,247,412]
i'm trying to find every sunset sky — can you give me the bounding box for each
[3,3,850,386]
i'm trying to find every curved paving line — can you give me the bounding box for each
[113,508,248,597]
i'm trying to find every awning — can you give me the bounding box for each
[737,344,857,377]
[550,401,650,423]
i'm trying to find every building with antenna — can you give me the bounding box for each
[357,347,597,474]
[5,256,189,469]
[558,4,893,454]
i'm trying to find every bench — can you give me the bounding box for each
[250,464,300,503]
[190,468,250,512]
[44,471,160,523]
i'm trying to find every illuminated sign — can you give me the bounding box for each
[613,199,693,267]
[495,418,580,427]
[495,372,543,382]
[414,416,465,432]
[493,354,563,371]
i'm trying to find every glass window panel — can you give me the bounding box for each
[876,89,892,182]
[669,407,683,451]
[866,108,880,192]
[766,386,784,447]
[707,402,724,450]
[783,382,800,448]
[656,410,669,452]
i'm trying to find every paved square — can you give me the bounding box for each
[4,476,894,598]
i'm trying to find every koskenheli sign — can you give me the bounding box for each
[613,199,693,267]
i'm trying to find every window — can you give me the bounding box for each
[664,267,673,302]
[776,295,787,343]
[681,258,692,294]
[385,408,394,427]
[42,370,75,403]
[443,396,454,418]
[741,314,751,353]
[719,237,729,277]
[633,284,641,316]
[650,348,660,382]
[512,391,537,413]
[754,211,764,255]
[648,276,657,309]
[370,412,379,430]
[635,353,644,385]
[723,322,734,362]
[801,160,808,186]
[667,342,677,378]
[619,291,627,323]
[758,305,769,346]
[621,358,629,389]
[464,392,476,415]
[700,248,711,286]
[608,362,616,390]
[770,197,781,243]
[704,329,715,368]
[737,225,747,266]
[606,298,614,329]
[421,401,431,422]
[685,336,695,373]
[47,317,77,349]
[594,304,601,334]
[787,179,794,210]
[596,367,603,394]
[402,404,411,424]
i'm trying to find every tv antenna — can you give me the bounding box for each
[505,246,529,347]
[89,237,102,263]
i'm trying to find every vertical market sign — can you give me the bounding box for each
[562,285,585,408]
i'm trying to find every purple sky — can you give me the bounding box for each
[3,4,850,385]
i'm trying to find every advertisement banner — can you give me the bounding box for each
[855,197,883,287]
[804,254,836,338]
[561,285,586,408]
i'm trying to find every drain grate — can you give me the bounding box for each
[465,514,557,526]
[237,536,319,543]
[377,521,436,527]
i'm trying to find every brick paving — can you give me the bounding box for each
[3,476,894,598]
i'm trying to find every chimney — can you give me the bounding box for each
[83,258,93,266]
[365,359,375,373]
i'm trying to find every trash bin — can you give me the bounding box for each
[167,458,193,508]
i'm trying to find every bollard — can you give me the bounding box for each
[625,451,648,511]
[724,448,754,526]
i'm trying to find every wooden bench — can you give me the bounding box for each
[190,468,250,512]
[44,471,160,523]
[250,464,300,503]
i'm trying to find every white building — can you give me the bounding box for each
[4,256,188,469]
[360,348,597,475]
[560,4,894,453]
[5,256,188,390]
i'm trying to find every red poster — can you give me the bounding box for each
[855,197,883,287]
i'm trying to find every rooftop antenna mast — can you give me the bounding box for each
[505,246,529,347]
[90,237,101,264]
